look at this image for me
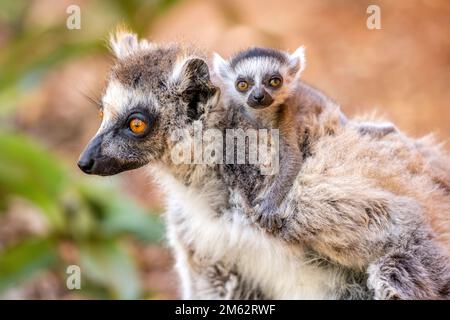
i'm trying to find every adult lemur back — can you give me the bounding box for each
[78,30,450,299]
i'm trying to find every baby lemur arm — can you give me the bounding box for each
[337,109,398,139]
[252,135,302,231]
[357,122,398,138]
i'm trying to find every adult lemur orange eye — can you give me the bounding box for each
[269,77,282,88]
[129,118,147,135]
[98,109,104,119]
[236,80,249,92]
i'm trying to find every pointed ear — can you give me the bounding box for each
[289,46,306,77]
[212,52,231,80]
[109,27,152,59]
[179,58,218,120]
[178,58,212,94]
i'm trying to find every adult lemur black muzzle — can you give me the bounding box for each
[78,134,142,176]
[78,134,103,174]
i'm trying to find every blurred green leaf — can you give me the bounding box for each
[111,0,179,33]
[0,238,58,293]
[77,182,165,243]
[103,206,165,243]
[0,0,177,299]
[0,34,104,113]
[79,240,141,299]
[0,0,180,114]
[0,132,67,229]
[0,1,29,29]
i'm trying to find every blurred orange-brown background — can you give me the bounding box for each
[0,0,449,299]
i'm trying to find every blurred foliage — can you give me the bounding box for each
[0,132,165,298]
[0,238,58,293]
[0,0,179,116]
[0,0,178,299]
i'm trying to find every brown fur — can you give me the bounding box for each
[79,32,450,299]
[214,53,450,298]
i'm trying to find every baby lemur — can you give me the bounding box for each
[213,47,397,231]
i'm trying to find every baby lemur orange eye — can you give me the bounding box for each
[269,77,282,88]
[129,118,147,134]
[98,110,103,119]
[236,80,249,92]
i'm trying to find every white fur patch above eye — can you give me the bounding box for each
[234,57,283,80]
[100,79,158,131]
[102,80,129,118]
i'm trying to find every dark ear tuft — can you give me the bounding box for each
[183,58,210,83]
[180,58,217,121]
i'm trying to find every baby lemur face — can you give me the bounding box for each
[78,30,218,176]
[213,47,305,109]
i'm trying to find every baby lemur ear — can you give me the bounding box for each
[109,27,153,59]
[288,46,306,77]
[179,58,218,120]
[212,53,230,80]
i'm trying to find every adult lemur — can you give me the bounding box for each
[78,30,450,299]
[213,47,397,230]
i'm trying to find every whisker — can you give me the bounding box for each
[78,88,121,119]
[101,100,120,119]
[79,89,103,110]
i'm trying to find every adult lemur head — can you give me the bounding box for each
[213,46,305,110]
[77,29,219,176]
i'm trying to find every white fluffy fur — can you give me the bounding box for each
[152,164,346,299]
[289,46,306,78]
[101,79,158,128]
[109,30,154,59]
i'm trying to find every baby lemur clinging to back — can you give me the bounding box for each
[213,46,397,230]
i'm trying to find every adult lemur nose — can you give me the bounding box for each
[77,157,95,173]
[77,134,103,174]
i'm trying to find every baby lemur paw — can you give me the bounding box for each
[252,200,284,233]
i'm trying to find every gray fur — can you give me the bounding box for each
[79,32,450,300]
[214,47,399,236]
